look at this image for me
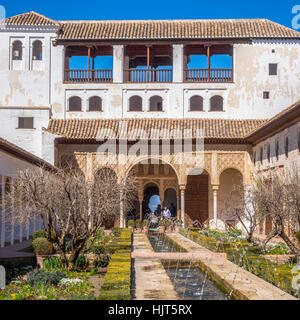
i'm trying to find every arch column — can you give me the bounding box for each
[138,184,144,220]
[212,185,219,229]
[179,185,186,227]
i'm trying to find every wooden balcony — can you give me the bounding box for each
[124,69,173,83]
[64,69,113,83]
[184,68,233,83]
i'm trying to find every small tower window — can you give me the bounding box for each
[267,143,270,162]
[210,95,223,111]
[285,136,289,158]
[68,96,82,111]
[149,96,163,112]
[190,95,203,111]
[18,117,34,129]
[32,40,43,60]
[129,96,142,111]
[89,96,102,111]
[275,140,279,161]
[12,40,23,60]
[269,63,277,76]
[263,91,270,99]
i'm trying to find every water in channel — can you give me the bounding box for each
[148,232,230,300]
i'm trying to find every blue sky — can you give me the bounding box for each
[3,0,299,28]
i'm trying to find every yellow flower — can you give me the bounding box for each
[11,293,16,300]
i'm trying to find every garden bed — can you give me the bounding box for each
[180,228,299,299]
[99,228,132,300]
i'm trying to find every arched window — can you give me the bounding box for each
[68,96,82,111]
[89,96,102,111]
[32,40,42,60]
[12,40,22,60]
[210,95,223,111]
[190,95,203,111]
[149,95,163,112]
[129,96,142,111]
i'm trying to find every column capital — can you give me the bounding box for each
[179,184,186,192]
[212,185,219,191]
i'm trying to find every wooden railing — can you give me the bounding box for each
[184,68,233,82]
[124,69,173,83]
[64,69,113,83]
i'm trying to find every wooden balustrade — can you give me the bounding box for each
[124,69,173,83]
[184,68,233,82]
[64,69,113,83]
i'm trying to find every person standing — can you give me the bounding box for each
[162,206,171,220]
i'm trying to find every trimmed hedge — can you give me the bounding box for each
[32,237,53,255]
[99,228,132,300]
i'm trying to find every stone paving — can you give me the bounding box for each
[166,232,297,300]
[133,233,179,300]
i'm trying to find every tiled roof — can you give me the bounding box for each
[3,11,300,39]
[44,118,266,141]
[246,100,300,143]
[57,19,300,40]
[0,137,56,170]
[4,11,58,26]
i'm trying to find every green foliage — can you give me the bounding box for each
[89,245,107,255]
[43,256,63,271]
[265,242,289,255]
[175,219,183,226]
[158,219,166,226]
[32,238,53,255]
[74,255,87,269]
[27,269,66,287]
[127,220,135,227]
[96,228,105,241]
[226,229,243,238]
[93,255,110,268]
[32,230,47,240]
[111,227,121,238]
[295,231,300,242]
[142,219,150,227]
[165,220,172,227]
[135,219,142,227]
[99,229,132,300]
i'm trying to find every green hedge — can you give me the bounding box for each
[99,228,132,300]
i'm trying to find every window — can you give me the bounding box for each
[253,151,256,165]
[269,63,277,76]
[32,40,42,60]
[267,143,270,162]
[88,96,102,111]
[190,95,203,111]
[298,129,300,153]
[263,91,270,99]
[129,96,142,111]
[210,95,223,111]
[18,117,34,129]
[68,96,82,111]
[12,40,22,60]
[275,140,279,161]
[260,147,263,163]
[285,136,289,158]
[149,96,163,112]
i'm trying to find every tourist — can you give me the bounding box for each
[162,206,171,220]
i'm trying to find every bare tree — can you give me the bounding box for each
[221,184,260,242]
[9,165,137,270]
[255,167,300,259]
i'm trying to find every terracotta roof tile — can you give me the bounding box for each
[4,11,58,26]
[44,118,266,141]
[57,19,300,40]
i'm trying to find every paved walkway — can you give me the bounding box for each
[166,233,297,300]
[133,233,179,300]
[0,240,34,264]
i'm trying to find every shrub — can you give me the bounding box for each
[75,255,87,269]
[111,227,121,238]
[93,255,110,268]
[27,269,66,287]
[226,229,243,238]
[43,256,62,270]
[32,237,53,255]
[158,219,166,226]
[295,231,300,242]
[127,220,135,227]
[89,245,107,255]
[175,219,183,226]
[165,220,172,227]
[135,219,142,227]
[32,230,47,240]
[142,219,150,227]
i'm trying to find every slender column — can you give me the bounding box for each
[1,175,5,247]
[173,44,184,83]
[113,45,124,83]
[212,185,219,229]
[176,192,180,220]
[87,47,91,82]
[180,185,186,227]
[207,46,211,70]
[138,187,143,220]
[120,190,124,228]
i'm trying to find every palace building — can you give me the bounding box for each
[0,11,300,244]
